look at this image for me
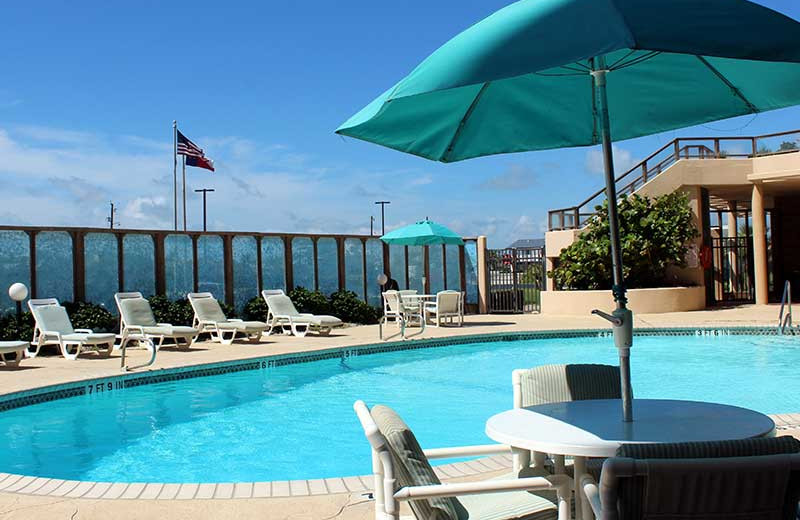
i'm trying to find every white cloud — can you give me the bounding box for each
[13,125,96,145]
[584,145,638,175]
[479,164,538,191]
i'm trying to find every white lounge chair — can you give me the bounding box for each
[261,289,285,325]
[27,298,115,360]
[423,290,463,327]
[354,400,570,520]
[114,292,198,350]
[263,294,342,337]
[0,341,29,368]
[188,292,267,344]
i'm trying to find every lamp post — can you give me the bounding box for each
[194,188,215,232]
[8,283,28,340]
[374,201,390,236]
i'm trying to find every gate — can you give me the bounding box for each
[486,247,545,313]
[711,236,754,303]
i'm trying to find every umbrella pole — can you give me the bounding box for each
[592,58,634,422]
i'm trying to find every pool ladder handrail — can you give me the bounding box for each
[778,280,792,335]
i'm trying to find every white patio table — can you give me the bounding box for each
[486,398,775,520]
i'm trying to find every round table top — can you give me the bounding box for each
[485,399,775,458]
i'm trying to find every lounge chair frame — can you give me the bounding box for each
[115,292,197,351]
[354,400,571,520]
[28,298,115,360]
[262,292,340,338]
[188,292,265,345]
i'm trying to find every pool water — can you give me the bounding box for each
[0,333,797,482]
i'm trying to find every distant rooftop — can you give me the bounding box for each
[507,238,544,249]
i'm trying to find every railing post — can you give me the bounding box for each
[28,231,37,299]
[442,244,448,290]
[73,231,85,302]
[117,233,125,292]
[312,237,319,291]
[752,137,758,157]
[283,236,294,292]
[361,237,368,301]
[673,139,680,160]
[382,241,391,279]
[192,234,199,293]
[337,237,346,291]
[223,234,235,306]
[459,244,467,300]
[154,233,166,297]
[714,139,720,158]
[641,161,648,183]
[423,245,431,294]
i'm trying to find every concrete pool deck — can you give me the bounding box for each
[0,304,797,519]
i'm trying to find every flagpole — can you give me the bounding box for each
[182,155,187,232]
[173,120,178,231]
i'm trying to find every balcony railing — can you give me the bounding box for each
[548,129,800,231]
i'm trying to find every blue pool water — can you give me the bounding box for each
[0,333,797,483]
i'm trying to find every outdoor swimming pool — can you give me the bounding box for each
[0,332,796,483]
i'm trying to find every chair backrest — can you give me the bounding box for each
[28,298,60,311]
[436,291,461,313]
[600,437,800,520]
[31,305,75,335]
[512,363,621,408]
[383,290,401,313]
[266,295,300,317]
[399,289,418,297]
[356,401,466,520]
[188,293,227,322]
[261,289,285,299]
[116,294,158,327]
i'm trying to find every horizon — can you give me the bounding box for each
[2,0,798,248]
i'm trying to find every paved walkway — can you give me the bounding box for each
[0,304,793,519]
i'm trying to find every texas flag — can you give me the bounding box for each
[177,130,215,172]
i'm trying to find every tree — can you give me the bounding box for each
[550,192,699,290]
[779,140,799,151]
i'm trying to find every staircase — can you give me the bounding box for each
[547,129,800,231]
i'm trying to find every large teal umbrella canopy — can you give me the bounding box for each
[336,0,800,422]
[380,220,464,246]
[336,0,800,162]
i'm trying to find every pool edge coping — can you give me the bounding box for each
[0,325,797,500]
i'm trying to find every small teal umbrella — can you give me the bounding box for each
[338,0,800,422]
[380,220,464,246]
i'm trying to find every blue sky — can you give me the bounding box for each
[1,0,799,248]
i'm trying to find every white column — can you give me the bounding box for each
[751,182,769,305]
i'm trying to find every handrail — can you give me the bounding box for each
[548,129,800,231]
[778,280,792,335]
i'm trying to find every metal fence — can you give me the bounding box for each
[711,236,754,303]
[486,247,545,313]
[0,226,480,314]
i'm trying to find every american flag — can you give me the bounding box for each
[177,130,215,171]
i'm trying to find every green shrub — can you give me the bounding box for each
[243,296,268,322]
[329,290,381,325]
[0,311,34,341]
[149,296,194,326]
[288,287,331,315]
[63,301,117,332]
[550,192,698,290]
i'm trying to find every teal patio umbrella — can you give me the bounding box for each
[337,0,800,421]
[380,219,464,246]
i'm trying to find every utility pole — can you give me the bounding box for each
[106,202,118,229]
[194,188,215,231]
[374,201,390,236]
[370,216,375,236]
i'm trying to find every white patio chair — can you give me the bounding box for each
[423,290,463,327]
[354,400,570,520]
[261,289,285,325]
[379,290,425,341]
[188,292,266,344]
[263,294,342,338]
[114,292,198,350]
[27,298,115,360]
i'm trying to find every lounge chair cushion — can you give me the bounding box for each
[0,342,28,355]
[33,306,75,335]
[609,437,800,520]
[142,325,198,337]
[62,333,116,344]
[457,476,557,520]
[193,297,228,323]
[216,321,267,332]
[120,298,158,327]
[371,405,464,520]
[517,364,621,408]
[297,314,342,328]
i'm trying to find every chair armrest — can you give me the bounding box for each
[123,325,145,335]
[75,328,93,334]
[580,474,602,518]
[394,474,569,501]
[423,444,512,459]
[228,319,244,323]
[40,331,62,341]
[156,323,173,327]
